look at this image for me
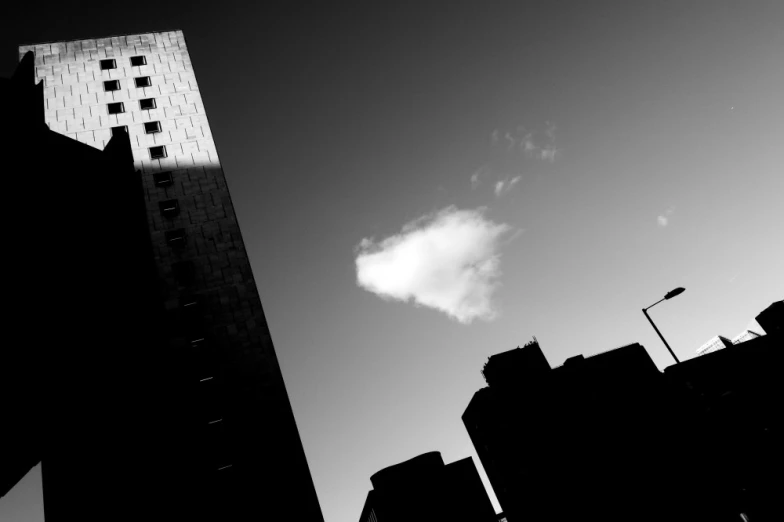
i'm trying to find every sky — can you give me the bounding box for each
[2,1,783,521]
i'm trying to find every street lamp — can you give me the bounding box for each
[643,287,685,364]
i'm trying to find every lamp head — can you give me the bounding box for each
[664,287,686,300]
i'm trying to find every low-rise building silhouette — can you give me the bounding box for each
[358,451,496,522]
[664,322,781,522]
[755,300,782,335]
[463,310,782,522]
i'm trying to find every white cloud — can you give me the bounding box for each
[355,206,512,324]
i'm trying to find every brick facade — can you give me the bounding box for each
[19,31,324,521]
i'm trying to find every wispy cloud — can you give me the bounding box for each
[470,165,489,189]
[473,123,560,193]
[494,123,560,162]
[355,206,513,323]
[539,146,557,162]
[494,176,521,197]
[657,206,675,227]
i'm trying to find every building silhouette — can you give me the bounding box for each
[463,340,691,522]
[664,320,781,522]
[755,300,782,335]
[2,31,323,522]
[358,451,496,522]
[463,304,782,522]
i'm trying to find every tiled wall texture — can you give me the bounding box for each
[19,31,324,520]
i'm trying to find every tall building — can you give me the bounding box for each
[731,329,762,345]
[696,335,733,356]
[358,451,497,522]
[11,31,323,521]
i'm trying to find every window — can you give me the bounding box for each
[139,98,156,110]
[111,125,128,137]
[107,102,125,115]
[181,296,204,336]
[149,146,167,159]
[134,76,152,88]
[100,59,117,70]
[153,171,173,187]
[144,121,161,134]
[159,199,180,217]
[103,80,120,92]
[130,56,147,67]
[165,228,186,247]
[172,260,194,287]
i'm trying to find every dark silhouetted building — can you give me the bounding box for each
[2,31,323,522]
[358,451,496,522]
[464,323,782,522]
[665,323,782,522]
[755,300,783,335]
[464,340,689,522]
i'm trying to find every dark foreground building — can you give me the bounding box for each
[1,33,323,522]
[755,300,782,335]
[358,451,497,522]
[464,324,782,522]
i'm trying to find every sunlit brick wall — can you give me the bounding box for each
[18,31,214,163]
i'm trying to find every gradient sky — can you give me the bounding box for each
[2,2,783,521]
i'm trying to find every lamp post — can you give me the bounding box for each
[643,287,685,364]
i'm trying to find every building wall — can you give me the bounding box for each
[696,335,733,356]
[18,31,323,521]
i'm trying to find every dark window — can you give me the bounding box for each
[107,102,125,115]
[165,228,186,247]
[103,80,120,91]
[199,378,223,427]
[130,56,147,67]
[144,121,161,134]
[205,421,233,470]
[134,76,152,88]
[149,146,167,159]
[153,171,173,187]
[100,59,117,70]
[172,260,195,287]
[111,125,128,137]
[181,295,205,337]
[139,98,156,110]
[159,199,180,217]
